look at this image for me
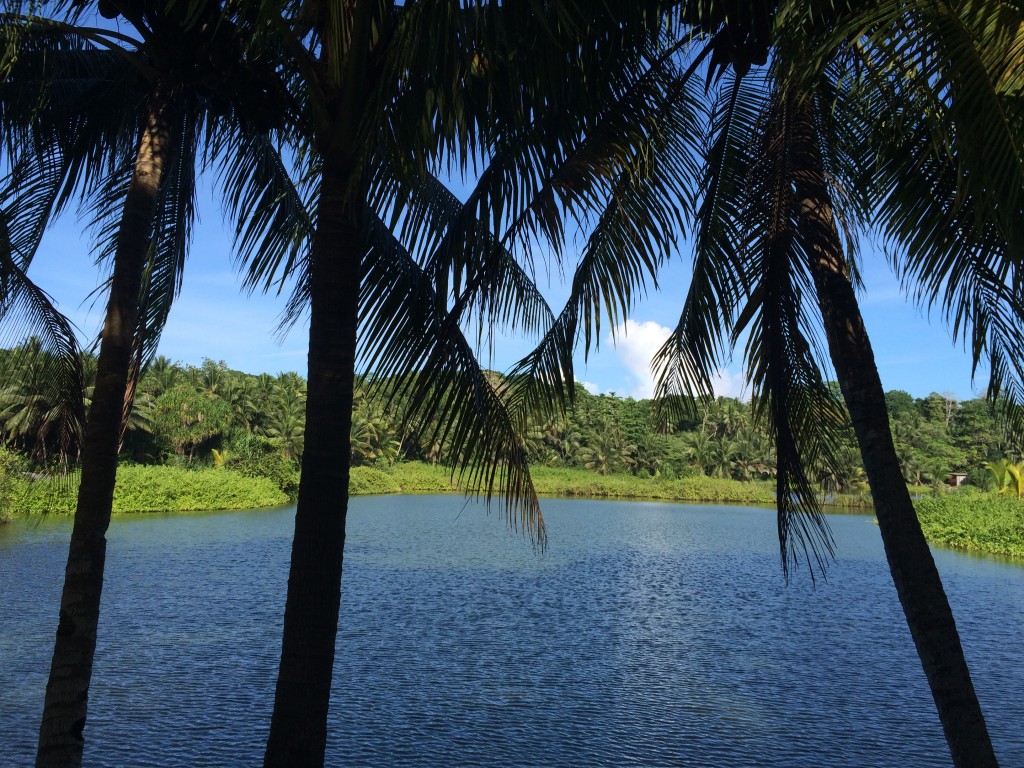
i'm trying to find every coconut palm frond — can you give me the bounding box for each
[219,128,316,299]
[653,71,765,421]
[736,89,844,578]
[851,0,1024,251]
[0,209,85,460]
[501,50,706,421]
[360,215,544,546]
[874,93,1024,439]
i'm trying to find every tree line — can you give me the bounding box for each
[3,342,1019,497]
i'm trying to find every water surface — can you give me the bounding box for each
[2,496,1021,766]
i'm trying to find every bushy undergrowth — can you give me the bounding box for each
[228,437,301,499]
[370,462,460,493]
[10,465,287,515]
[915,489,1024,559]
[0,447,22,523]
[349,466,402,495]
[529,466,775,504]
[350,462,775,505]
[820,492,874,509]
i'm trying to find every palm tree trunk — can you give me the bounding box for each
[794,104,998,768]
[36,91,176,768]
[264,4,375,761]
[263,167,362,768]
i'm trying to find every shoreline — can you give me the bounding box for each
[6,462,1020,562]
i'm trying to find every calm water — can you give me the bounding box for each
[1,496,1022,767]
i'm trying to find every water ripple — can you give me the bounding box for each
[1,497,1021,766]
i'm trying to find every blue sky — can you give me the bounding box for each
[26,180,987,403]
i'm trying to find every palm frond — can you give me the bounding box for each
[360,215,545,546]
[873,85,1024,438]
[653,70,765,419]
[846,0,1024,252]
[738,88,844,579]
[0,208,85,461]
[218,127,316,298]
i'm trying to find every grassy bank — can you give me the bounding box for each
[351,462,775,505]
[914,490,1024,559]
[9,465,288,516]
[7,462,1019,563]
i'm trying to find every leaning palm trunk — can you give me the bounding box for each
[793,102,998,768]
[36,91,176,768]
[263,167,363,767]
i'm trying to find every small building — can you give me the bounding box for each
[949,472,968,488]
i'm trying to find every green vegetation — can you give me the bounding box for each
[530,466,775,504]
[915,491,1024,560]
[1,348,1021,520]
[350,463,774,504]
[7,465,287,516]
[0,447,21,523]
[9,453,1020,563]
[2,346,1022,570]
[3,4,1020,764]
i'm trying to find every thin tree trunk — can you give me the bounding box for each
[794,103,998,768]
[36,91,176,768]
[263,167,362,768]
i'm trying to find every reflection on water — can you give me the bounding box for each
[2,496,1022,767]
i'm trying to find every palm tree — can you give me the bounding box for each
[0,339,73,463]
[682,429,716,476]
[222,376,259,434]
[263,395,305,461]
[581,420,638,475]
[2,6,289,763]
[652,5,1024,763]
[142,355,178,396]
[220,3,703,763]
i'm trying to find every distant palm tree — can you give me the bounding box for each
[582,421,637,475]
[143,355,178,396]
[222,377,259,433]
[682,429,715,476]
[0,340,69,463]
[263,397,305,461]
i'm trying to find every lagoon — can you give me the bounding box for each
[2,496,1022,766]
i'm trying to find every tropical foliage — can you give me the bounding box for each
[3,0,1024,766]
[2,344,1020,505]
[8,463,286,515]
[915,490,1024,559]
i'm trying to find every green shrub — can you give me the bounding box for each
[228,436,301,499]
[527,466,775,504]
[110,466,287,512]
[8,465,287,515]
[378,462,461,493]
[915,492,1024,559]
[10,475,76,515]
[0,447,24,523]
[349,466,401,495]
[350,462,776,505]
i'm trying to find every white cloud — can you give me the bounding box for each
[608,319,749,401]
[709,368,749,401]
[608,319,672,399]
[579,380,599,394]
